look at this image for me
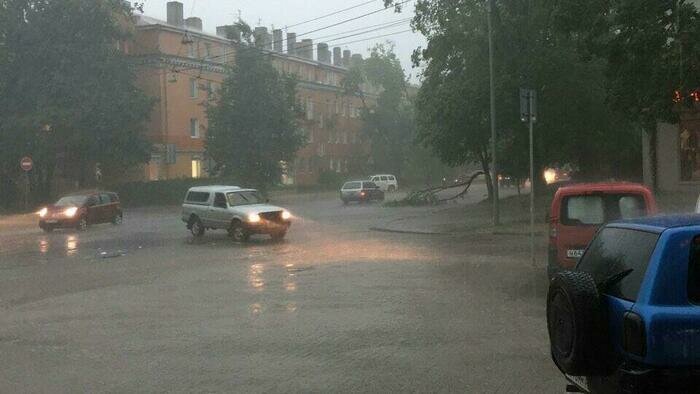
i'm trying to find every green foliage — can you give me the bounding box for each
[317,170,345,188]
[0,0,154,208]
[206,42,303,189]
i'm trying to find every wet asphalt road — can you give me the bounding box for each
[0,193,562,393]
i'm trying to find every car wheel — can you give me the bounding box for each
[388,185,396,192]
[112,212,123,225]
[76,216,88,231]
[190,217,205,237]
[229,221,249,242]
[547,271,609,376]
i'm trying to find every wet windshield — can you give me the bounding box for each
[54,196,87,207]
[2,0,699,392]
[227,191,264,206]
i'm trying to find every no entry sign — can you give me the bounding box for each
[20,156,33,172]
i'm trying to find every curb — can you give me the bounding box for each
[368,226,444,235]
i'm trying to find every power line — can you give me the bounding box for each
[286,0,380,29]
[310,18,411,41]
[293,0,413,40]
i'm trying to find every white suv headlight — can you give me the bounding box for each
[281,210,292,220]
[247,213,261,223]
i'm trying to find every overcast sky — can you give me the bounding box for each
[141,0,426,83]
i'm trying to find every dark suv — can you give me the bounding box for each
[38,191,122,232]
[547,215,700,393]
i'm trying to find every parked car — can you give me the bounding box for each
[368,174,398,192]
[547,215,700,393]
[340,181,385,204]
[181,185,292,242]
[547,182,657,278]
[38,191,122,232]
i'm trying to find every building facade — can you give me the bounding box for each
[128,1,373,185]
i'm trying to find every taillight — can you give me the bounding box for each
[623,312,646,357]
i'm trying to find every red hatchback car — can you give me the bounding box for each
[547,182,658,278]
[38,191,122,232]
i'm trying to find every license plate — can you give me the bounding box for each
[566,249,585,259]
[45,220,58,224]
[565,374,590,392]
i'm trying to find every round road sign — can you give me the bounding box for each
[20,156,33,172]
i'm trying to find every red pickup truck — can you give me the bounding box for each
[547,182,658,278]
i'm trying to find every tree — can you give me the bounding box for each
[0,0,153,207]
[206,22,303,188]
[387,0,642,201]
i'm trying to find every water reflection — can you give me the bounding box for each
[38,239,49,254]
[286,302,297,313]
[250,302,262,315]
[248,263,265,291]
[283,272,297,292]
[66,235,78,256]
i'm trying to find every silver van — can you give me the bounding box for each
[181,185,292,242]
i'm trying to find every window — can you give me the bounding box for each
[690,237,700,304]
[319,114,324,129]
[352,132,358,144]
[189,78,198,98]
[577,227,659,302]
[227,191,264,206]
[381,176,389,181]
[188,43,196,58]
[191,159,202,178]
[343,131,348,144]
[344,159,348,173]
[335,101,340,114]
[680,125,700,181]
[186,191,209,203]
[204,43,211,59]
[306,98,314,120]
[562,194,647,226]
[329,158,335,171]
[213,193,227,209]
[363,182,379,189]
[190,118,200,138]
[342,182,361,190]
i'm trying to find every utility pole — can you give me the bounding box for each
[487,0,499,226]
[520,88,537,269]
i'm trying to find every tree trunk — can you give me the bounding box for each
[479,151,494,202]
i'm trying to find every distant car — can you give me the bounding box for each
[340,181,385,204]
[547,215,700,393]
[181,185,292,242]
[38,191,122,232]
[368,174,398,192]
[547,182,657,279]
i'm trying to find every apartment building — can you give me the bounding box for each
[128,1,373,185]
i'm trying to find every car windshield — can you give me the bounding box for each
[562,194,647,226]
[227,191,264,206]
[55,195,87,207]
[3,0,699,391]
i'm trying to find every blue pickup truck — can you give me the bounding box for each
[547,215,700,393]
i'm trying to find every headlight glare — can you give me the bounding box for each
[282,210,292,220]
[38,207,48,217]
[247,213,261,223]
[64,207,78,218]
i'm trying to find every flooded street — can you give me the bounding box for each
[0,192,559,393]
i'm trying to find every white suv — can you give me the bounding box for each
[181,185,292,242]
[368,174,398,192]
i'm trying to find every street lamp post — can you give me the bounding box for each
[487,0,499,226]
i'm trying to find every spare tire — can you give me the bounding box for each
[547,271,609,376]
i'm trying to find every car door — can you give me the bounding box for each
[209,192,230,228]
[86,195,100,224]
[99,193,114,223]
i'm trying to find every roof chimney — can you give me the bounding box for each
[301,39,313,59]
[342,50,351,66]
[333,47,342,66]
[287,33,297,55]
[273,29,283,52]
[166,1,184,27]
[253,27,269,48]
[317,43,330,63]
[351,53,363,67]
[184,17,202,31]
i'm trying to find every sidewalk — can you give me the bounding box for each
[371,185,548,236]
